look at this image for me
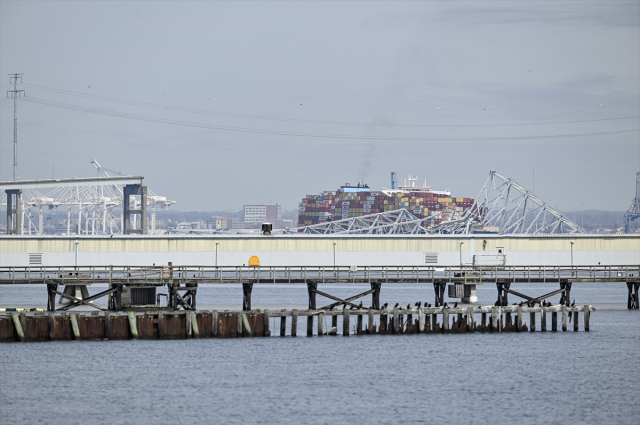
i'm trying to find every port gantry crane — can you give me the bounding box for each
[624,172,640,234]
[90,158,175,234]
[0,159,175,235]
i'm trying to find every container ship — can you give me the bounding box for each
[298,173,475,227]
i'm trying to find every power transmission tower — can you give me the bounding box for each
[7,73,25,181]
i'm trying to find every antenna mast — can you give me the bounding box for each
[7,73,25,181]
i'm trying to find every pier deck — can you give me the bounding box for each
[1,265,638,312]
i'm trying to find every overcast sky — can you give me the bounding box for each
[1,1,638,212]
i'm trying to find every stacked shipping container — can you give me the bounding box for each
[297,185,474,227]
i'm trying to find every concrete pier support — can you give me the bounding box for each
[59,285,91,305]
[5,189,23,235]
[123,184,148,235]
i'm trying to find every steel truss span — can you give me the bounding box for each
[284,209,442,234]
[289,171,585,235]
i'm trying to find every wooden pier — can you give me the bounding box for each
[0,264,637,311]
[0,304,594,342]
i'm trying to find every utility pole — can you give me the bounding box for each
[7,73,25,181]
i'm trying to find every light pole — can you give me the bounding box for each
[570,241,574,273]
[74,239,79,268]
[215,242,219,267]
[459,241,464,266]
[333,242,336,268]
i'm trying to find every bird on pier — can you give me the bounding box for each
[329,305,335,311]
[394,302,399,309]
[383,303,388,310]
[417,301,422,308]
[444,303,449,308]
[407,304,411,310]
[453,302,458,308]
[495,300,500,306]
[358,301,363,309]
[350,304,357,310]
[571,300,575,306]
[427,303,431,308]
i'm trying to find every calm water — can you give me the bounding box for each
[1,282,639,425]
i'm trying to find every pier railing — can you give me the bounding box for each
[0,265,638,285]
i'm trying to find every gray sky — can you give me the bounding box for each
[1,1,639,212]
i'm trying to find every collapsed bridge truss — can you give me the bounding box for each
[289,171,585,235]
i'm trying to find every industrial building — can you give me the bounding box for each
[1,234,637,267]
[243,204,282,224]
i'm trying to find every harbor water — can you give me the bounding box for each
[1,282,639,424]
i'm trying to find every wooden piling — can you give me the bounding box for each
[236,312,242,338]
[10,313,25,342]
[48,313,55,340]
[393,308,399,334]
[573,307,579,332]
[368,310,374,334]
[517,306,523,332]
[241,313,252,337]
[191,311,200,338]
[104,311,111,339]
[443,309,449,333]
[541,307,546,331]
[529,311,536,332]
[318,311,324,336]
[562,305,567,332]
[481,312,487,331]
[307,313,313,337]
[467,307,474,332]
[357,312,363,335]
[291,309,298,337]
[332,314,338,330]
[127,312,138,339]
[186,311,193,338]
[156,311,164,339]
[263,309,270,337]
[583,305,590,331]
[342,309,350,336]
[552,311,558,332]
[70,313,81,340]
[418,307,425,333]
[280,309,286,337]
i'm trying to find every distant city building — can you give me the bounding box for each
[176,221,207,230]
[154,219,166,229]
[243,204,282,224]
[208,216,230,230]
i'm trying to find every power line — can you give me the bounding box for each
[21,96,640,142]
[21,82,640,129]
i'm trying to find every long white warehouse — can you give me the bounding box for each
[0,234,638,267]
